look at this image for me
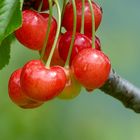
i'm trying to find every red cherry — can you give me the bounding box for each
[15,10,57,50]
[58,32,92,65]
[20,60,67,101]
[62,1,102,35]
[58,68,81,100]
[71,48,111,89]
[34,0,51,11]
[8,68,43,109]
[42,34,65,66]
[23,0,53,11]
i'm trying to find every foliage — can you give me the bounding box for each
[0,0,23,69]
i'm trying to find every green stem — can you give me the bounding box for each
[38,0,43,12]
[45,0,61,67]
[61,0,67,32]
[61,0,67,20]
[64,0,77,67]
[40,0,53,60]
[87,0,95,48]
[80,0,85,34]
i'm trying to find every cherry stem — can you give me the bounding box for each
[87,0,95,48]
[61,0,67,20]
[40,0,53,61]
[45,0,61,67]
[80,0,85,34]
[64,0,77,67]
[38,0,43,12]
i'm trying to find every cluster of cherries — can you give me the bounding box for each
[8,0,111,109]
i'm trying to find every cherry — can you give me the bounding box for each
[15,10,57,50]
[20,60,67,101]
[58,32,101,65]
[62,1,102,36]
[23,0,53,11]
[42,34,65,66]
[58,32,92,65]
[58,68,81,100]
[33,0,51,11]
[8,68,43,109]
[71,48,111,89]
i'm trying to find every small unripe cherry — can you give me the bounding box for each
[8,68,43,109]
[58,68,82,100]
[71,48,111,89]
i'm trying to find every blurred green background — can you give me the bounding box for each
[0,0,140,140]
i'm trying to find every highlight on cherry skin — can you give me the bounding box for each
[62,0,102,36]
[20,60,67,102]
[8,68,43,109]
[15,10,57,50]
[71,48,111,90]
[58,68,82,100]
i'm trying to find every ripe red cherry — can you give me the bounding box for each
[15,10,57,50]
[33,0,51,11]
[42,34,65,66]
[20,60,67,101]
[23,0,53,11]
[62,1,102,36]
[58,32,92,65]
[8,68,43,109]
[58,68,81,100]
[71,48,111,89]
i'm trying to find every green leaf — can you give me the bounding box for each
[0,35,15,70]
[0,0,23,43]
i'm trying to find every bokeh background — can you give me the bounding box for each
[0,0,140,140]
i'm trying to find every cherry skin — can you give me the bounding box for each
[34,0,51,11]
[42,34,65,66]
[8,68,43,109]
[20,60,67,101]
[71,48,111,89]
[23,0,53,11]
[62,1,102,36]
[58,32,92,65]
[94,36,101,51]
[58,68,81,100]
[58,32,101,65]
[87,35,101,51]
[15,10,57,50]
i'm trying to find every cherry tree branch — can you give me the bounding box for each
[100,69,140,113]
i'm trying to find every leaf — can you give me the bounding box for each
[0,0,23,43]
[0,35,15,70]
